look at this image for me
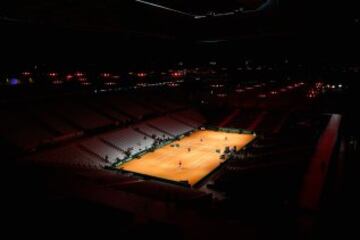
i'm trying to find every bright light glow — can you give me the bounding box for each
[137,72,147,77]
[75,72,84,77]
[22,72,31,76]
[171,71,183,78]
[48,72,57,77]
[101,73,111,78]
[10,78,20,85]
[168,83,180,87]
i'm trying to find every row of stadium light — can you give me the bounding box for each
[235,83,267,93]
[257,82,305,98]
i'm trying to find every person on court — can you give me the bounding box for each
[179,160,182,168]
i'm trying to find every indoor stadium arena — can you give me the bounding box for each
[1,1,359,239]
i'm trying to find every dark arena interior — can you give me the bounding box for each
[1,1,359,239]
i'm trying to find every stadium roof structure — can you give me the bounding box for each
[0,1,358,61]
[0,1,301,40]
[1,1,357,38]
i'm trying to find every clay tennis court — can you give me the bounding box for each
[118,130,255,186]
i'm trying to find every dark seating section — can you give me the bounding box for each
[171,109,206,128]
[100,127,155,155]
[79,138,126,163]
[0,94,199,152]
[0,108,54,150]
[104,95,154,119]
[24,110,202,168]
[254,110,291,134]
[50,101,113,130]
[148,116,194,136]
[82,100,131,124]
[2,78,335,227]
[34,110,82,138]
[133,123,173,140]
[75,169,211,205]
[134,93,186,113]
[113,180,211,203]
[27,145,105,169]
[209,112,330,212]
[226,109,262,129]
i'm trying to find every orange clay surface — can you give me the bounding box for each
[118,130,255,186]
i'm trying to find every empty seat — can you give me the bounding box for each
[100,127,154,155]
[133,123,172,140]
[147,116,194,136]
[28,145,105,169]
[0,110,54,150]
[80,138,126,163]
[51,102,113,130]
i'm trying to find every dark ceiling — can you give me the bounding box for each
[1,1,357,39]
[133,0,268,15]
[0,1,301,39]
[0,1,358,63]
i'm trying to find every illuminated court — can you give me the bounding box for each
[118,130,255,186]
